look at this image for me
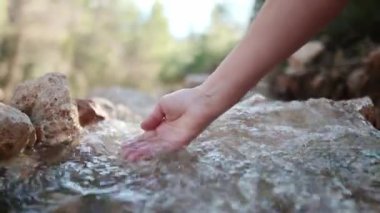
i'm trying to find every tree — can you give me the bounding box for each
[159,3,241,84]
[0,0,24,100]
[319,0,380,47]
[250,0,380,47]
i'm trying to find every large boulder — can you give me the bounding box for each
[1,95,380,212]
[10,73,81,146]
[0,103,36,159]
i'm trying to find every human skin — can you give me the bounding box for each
[121,0,348,161]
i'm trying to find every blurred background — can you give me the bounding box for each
[0,0,379,106]
[0,0,252,99]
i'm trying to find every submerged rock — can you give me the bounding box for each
[1,94,379,212]
[0,103,36,159]
[10,73,81,146]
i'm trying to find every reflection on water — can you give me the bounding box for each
[1,96,380,212]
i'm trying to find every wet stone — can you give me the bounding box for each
[0,103,36,160]
[10,72,81,146]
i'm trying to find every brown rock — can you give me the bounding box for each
[10,73,81,146]
[366,47,380,74]
[346,68,368,97]
[288,41,324,72]
[274,75,299,99]
[76,99,107,127]
[86,97,116,119]
[359,105,380,130]
[0,103,36,159]
[76,97,141,125]
[310,74,325,91]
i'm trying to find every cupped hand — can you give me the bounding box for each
[121,87,215,161]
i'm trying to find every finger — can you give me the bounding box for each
[127,149,151,162]
[126,144,154,161]
[122,131,155,147]
[140,104,165,131]
[121,132,157,158]
[121,139,141,151]
[122,143,141,158]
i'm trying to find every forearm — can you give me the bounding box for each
[199,0,347,116]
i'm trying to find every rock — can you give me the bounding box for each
[76,99,107,127]
[0,103,36,159]
[346,68,368,96]
[360,105,380,130]
[366,47,380,74]
[310,74,325,90]
[76,97,141,125]
[270,41,380,109]
[87,97,118,120]
[288,41,324,72]
[273,75,299,99]
[365,48,380,106]
[52,195,128,213]
[10,73,81,146]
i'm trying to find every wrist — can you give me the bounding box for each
[194,83,235,119]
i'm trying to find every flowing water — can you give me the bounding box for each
[0,93,380,213]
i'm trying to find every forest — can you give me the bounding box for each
[1,0,379,105]
[0,0,243,100]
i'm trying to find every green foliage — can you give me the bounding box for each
[320,0,380,46]
[0,0,6,28]
[251,0,380,47]
[64,0,175,92]
[159,4,241,83]
[0,0,9,63]
[0,0,245,96]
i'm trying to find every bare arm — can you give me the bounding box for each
[122,0,348,161]
[200,0,348,117]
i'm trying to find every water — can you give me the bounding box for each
[0,95,379,213]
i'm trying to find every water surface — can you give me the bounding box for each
[1,95,379,213]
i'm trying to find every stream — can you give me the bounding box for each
[0,89,379,213]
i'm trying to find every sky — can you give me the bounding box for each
[134,0,254,38]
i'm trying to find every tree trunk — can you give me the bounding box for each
[1,0,24,101]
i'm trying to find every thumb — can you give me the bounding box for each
[141,104,165,131]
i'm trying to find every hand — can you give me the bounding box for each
[121,87,217,161]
